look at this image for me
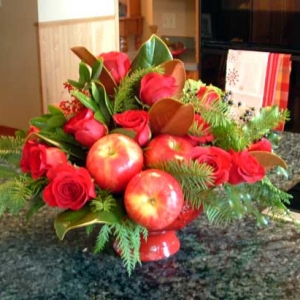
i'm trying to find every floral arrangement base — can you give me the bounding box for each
[113,230,180,262]
[114,202,202,262]
[139,230,180,262]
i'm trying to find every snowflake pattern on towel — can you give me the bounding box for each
[226,68,239,86]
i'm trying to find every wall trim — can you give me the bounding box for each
[35,15,115,28]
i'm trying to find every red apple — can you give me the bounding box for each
[86,133,143,193]
[124,169,184,230]
[144,134,194,167]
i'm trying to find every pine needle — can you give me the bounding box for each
[113,66,163,114]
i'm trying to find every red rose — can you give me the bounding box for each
[248,137,272,152]
[113,110,151,146]
[188,146,231,185]
[196,85,220,105]
[139,72,178,106]
[43,163,96,210]
[228,150,265,185]
[184,114,214,146]
[20,141,68,179]
[64,108,108,148]
[98,51,131,85]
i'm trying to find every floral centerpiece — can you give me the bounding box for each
[0,35,293,275]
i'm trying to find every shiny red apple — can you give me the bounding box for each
[124,169,184,230]
[86,133,143,193]
[144,134,194,167]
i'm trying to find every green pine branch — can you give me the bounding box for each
[153,160,215,208]
[94,219,148,276]
[218,177,293,226]
[203,198,239,226]
[113,66,163,114]
[0,135,24,168]
[245,105,290,141]
[0,174,48,218]
[90,189,117,212]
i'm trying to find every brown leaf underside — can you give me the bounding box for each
[149,98,194,136]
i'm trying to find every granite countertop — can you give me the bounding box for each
[1,131,300,300]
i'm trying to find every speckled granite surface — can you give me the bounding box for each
[1,131,300,300]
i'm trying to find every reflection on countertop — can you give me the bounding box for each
[1,131,300,299]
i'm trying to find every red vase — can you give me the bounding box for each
[139,230,180,262]
[138,202,203,262]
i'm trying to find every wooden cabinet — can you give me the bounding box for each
[141,0,199,80]
[252,0,297,46]
[119,0,143,52]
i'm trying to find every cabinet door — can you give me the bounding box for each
[252,0,273,44]
[252,0,295,46]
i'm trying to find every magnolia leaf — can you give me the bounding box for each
[71,46,98,68]
[71,46,116,96]
[149,98,194,136]
[79,61,91,84]
[71,90,99,112]
[54,204,126,240]
[131,34,173,71]
[47,105,64,115]
[160,59,186,96]
[250,151,288,171]
[161,103,194,135]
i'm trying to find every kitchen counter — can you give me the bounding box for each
[1,131,300,300]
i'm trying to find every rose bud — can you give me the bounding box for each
[139,72,178,106]
[228,149,265,185]
[113,110,151,146]
[98,51,131,85]
[64,108,108,148]
[188,146,231,186]
[20,141,68,179]
[248,137,272,152]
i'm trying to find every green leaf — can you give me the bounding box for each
[47,105,64,115]
[109,128,136,140]
[131,34,173,71]
[93,81,114,116]
[32,132,87,160]
[29,116,49,129]
[26,195,45,221]
[46,115,66,128]
[94,110,106,124]
[79,61,91,84]
[91,59,103,80]
[68,79,85,90]
[91,82,112,124]
[54,203,126,240]
[71,90,99,112]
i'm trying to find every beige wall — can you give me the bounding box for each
[142,0,196,40]
[0,0,42,129]
[0,0,119,129]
